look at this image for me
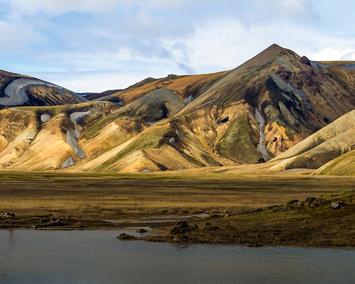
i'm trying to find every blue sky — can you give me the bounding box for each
[0,0,354,92]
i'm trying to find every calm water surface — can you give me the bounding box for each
[0,230,354,284]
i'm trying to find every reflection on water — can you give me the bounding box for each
[0,230,354,284]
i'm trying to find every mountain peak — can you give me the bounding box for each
[266,43,284,51]
[259,43,295,58]
[238,44,299,70]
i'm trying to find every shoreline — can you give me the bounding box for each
[1,229,355,251]
[1,195,354,248]
[1,173,354,248]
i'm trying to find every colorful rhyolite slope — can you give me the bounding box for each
[0,44,354,174]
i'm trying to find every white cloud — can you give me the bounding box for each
[0,19,45,52]
[342,52,355,61]
[30,50,188,92]
[0,0,354,92]
[4,0,123,15]
[253,0,316,21]
[38,71,142,92]
[312,48,355,61]
[19,16,355,92]
[34,68,179,93]
[2,0,185,15]
[163,17,355,73]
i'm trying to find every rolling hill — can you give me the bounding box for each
[270,110,354,172]
[0,70,86,107]
[314,150,355,176]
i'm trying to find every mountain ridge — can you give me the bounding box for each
[0,44,354,174]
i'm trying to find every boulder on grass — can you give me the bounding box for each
[330,201,345,210]
[0,212,15,218]
[171,220,193,235]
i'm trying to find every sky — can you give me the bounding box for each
[0,0,354,92]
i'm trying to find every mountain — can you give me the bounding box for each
[270,110,354,172]
[0,44,354,172]
[0,70,86,108]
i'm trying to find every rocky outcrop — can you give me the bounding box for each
[300,56,311,65]
[0,212,16,218]
[330,201,346,209]
[170,220,193,234]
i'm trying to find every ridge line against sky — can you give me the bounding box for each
[0,0,354,92]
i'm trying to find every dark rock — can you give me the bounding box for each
[300,56,311,65]
[204,223,220,231]
[191,224,199,230]
[250,208,263,213]
[304,197,317,204]
[277,70,292,81]
[304,197,318,207]
[39,218,51,224]
[137,228,148,234]
[312,199,324,207]
[287,199,300,205]
[49,218,63,225]
[331,201,345,210]
[304,197,326,207]
[216,117,229,125]
[280,205,289,211]
[117,233,136,240]
[286,199,303,208]
[258,158,266,164]
[268,205,283,212]
[167,74,178,80]
[0,212,15,218]
[171,220,192,235]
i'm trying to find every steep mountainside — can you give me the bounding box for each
[0,44,354,173]
[0,70,86,107]
[174,45,354,162]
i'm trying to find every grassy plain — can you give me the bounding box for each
[0,171,354,246]
[0,171,353,216]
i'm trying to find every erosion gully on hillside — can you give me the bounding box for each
[0,172,354,247]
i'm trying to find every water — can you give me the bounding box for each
[0,230,354,284]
